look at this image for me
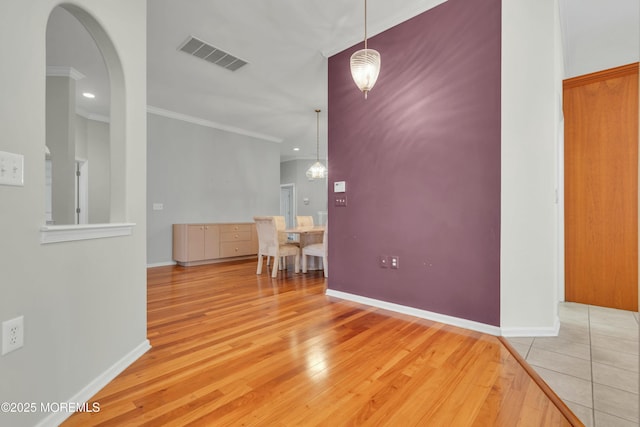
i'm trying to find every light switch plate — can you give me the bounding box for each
[334,181,346,193]
[152,203,164,211]
[0,151,24,186]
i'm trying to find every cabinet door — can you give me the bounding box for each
[203,225,220,259]
[187,225,206,261]
[251,224,258,254]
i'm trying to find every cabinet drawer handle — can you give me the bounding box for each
[235,247,239,252]
[234,234,239,239]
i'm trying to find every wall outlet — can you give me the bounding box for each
[2,316,24,355]
[390,256,399,269]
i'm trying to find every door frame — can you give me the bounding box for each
[557,117,565,303]
[280,183,296,229]
[75,158,88,225]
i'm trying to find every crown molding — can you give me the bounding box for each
[146,106,283,143]
[46,66,86,80]
[76,108,110,124]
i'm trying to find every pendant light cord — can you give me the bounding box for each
[364,0,368,50]
[315,109,320,161]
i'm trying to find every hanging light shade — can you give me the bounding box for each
[306,109,327,180]
[350,0,381,99]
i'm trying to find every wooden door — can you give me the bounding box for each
[564,63,639,311]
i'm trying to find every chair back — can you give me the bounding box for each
[296,216,314,227]
[273,215,289,244]
[253,216,279,256]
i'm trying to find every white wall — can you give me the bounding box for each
[0,1,147,426]
[146,113,281,265]
[280,159,328,224]
[501,0,562,335]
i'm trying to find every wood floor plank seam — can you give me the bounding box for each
[62,261,578,426]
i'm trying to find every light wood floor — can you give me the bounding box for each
[63,260,581,426]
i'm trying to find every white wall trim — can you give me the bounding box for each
[40,223,135,244]
[325,289,502,336]
[501,316,561,338]
[46,66,85,81]
[147,105,283,144]
[147,261,177,268]
[35,339,150,427]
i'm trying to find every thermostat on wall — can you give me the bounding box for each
[334,181,346,193]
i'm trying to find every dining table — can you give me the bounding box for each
[282,225,325,271]
[282,225,325,246]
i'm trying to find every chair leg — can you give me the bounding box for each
[271,255,279,278]
[322,255,328,277]
[294,252,300,273]
[302,253,307,273]
[256,254,263,274]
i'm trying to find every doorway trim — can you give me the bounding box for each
[75,159,89,224]
[280,183,296,229]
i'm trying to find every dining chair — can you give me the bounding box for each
[274,215,290,245]
[296,216,314,227]
[270,215,297,268]
[302,225,328,277]
[254,216,300,278]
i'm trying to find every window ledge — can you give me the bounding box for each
[40,223,135,244]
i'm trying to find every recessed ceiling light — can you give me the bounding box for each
[293,147,300,151]
[82,92,95,99]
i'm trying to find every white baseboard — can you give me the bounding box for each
[501,316,560,337]
[36,339,151,427]
[325,289,502,336]
[147,261,176,268]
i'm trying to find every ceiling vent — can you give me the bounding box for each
[178,36,248,71]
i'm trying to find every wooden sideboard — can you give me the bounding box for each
[173,222,258,266]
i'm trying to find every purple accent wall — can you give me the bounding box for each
[327,0,501,326]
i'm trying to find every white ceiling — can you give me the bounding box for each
[559,0,639,78]
[47,1,639,161]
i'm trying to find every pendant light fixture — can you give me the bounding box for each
[350,0,381,99]
[306,109,327,180]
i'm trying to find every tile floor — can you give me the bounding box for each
[508,303,639,427]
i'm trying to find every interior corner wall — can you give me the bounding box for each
[0,1,147,426]
[280,159,328,224]
[327,0,502,326]
[146,113,281,265]
[86,118,110,223]
[500,0,560,333]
